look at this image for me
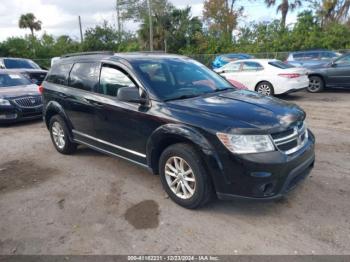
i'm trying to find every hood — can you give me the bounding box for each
[167,90,305,134]
[0,84,40,99]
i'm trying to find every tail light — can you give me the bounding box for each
[278,73,301,79]
[38,85,44,94]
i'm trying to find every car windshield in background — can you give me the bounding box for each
[4,59,41,69]
[0,73,32,87]
[132,58,233,101]
[269,61,295,69]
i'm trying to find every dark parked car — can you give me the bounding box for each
[42,52,315,209]
[0,57,47,84]
[307,52,350,92]
[212,53,253,69]
[0,70,43,123]
[286,50,341,68]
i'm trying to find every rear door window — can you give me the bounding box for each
[46,63,73,85]
[320,52,338,59]
[242,62,263,71]
[68,62,100,92]
[224,62,241,72]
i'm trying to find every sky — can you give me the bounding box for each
[0,0,303,41]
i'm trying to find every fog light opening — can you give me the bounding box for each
[260,183,274,195]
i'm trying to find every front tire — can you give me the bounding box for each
[159,143,213,209]
[256,81,274,96]
[308,76,324,93]
[49,115,77,154]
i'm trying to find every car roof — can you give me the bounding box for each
[227,59,278,64]
[57,52,191,65]
[291,50,333,54]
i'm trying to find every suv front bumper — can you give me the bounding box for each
[0,105,42,123]
[210,130,315,200]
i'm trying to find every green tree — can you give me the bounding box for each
[202,0,242,41]
[121,0,174,50]
[308,0,350,26]
[18,13,42,38]
[83,21,139,52]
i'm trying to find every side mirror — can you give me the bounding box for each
[330,61,337,67]
[117,86,147,104]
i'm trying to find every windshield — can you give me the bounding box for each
[0,73,32,87]
[4,59,41,69]
[131,58,233,101]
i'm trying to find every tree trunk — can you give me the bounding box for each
[30,27,35,56]
[280,0,289,28]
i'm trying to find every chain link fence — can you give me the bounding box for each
[32,49,350,69]
[190,49,350,67]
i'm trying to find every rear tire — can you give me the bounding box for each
[159,143,213,209]
[49,115,77,155]
[256,81,274,96]
[308,76,324,93]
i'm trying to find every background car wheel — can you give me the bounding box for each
[256,82,274,96]
[159,143,213,209]
[308,76,324,93]
[49,115,77,154]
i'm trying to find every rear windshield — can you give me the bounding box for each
[268,61,294,69]
[0,73,32,87]
[4,59,41,69]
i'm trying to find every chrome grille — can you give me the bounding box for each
[13,96,42,108]
[271,122,308,155]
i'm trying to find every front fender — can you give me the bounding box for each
[146,124,223,175]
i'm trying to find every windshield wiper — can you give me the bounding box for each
[164,94,200,102]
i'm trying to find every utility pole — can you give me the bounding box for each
[78,16,84,44]
[147,0,153,51]
[116,0,122,35]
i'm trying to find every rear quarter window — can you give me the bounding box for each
[268,61,294,69]
[46,63,73,85]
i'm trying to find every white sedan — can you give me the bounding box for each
[214,59,309,96]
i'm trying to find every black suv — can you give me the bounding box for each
[42,52,315,209]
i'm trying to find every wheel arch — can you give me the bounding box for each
[308,73,325,84]
[44,101,74,141]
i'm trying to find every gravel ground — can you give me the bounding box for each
[0,90,349,255]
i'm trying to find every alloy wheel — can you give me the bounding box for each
[52,121,66,149]
[257,84,272,96]
[164,156,196,199]
[309,79,321,92]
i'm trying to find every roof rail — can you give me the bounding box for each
[61,51,114,58]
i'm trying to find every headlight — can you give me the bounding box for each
[0,98,11,106]
[217,133,275,154]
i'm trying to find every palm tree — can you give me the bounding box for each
[18,13,42,38]
[264,0,302,28]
